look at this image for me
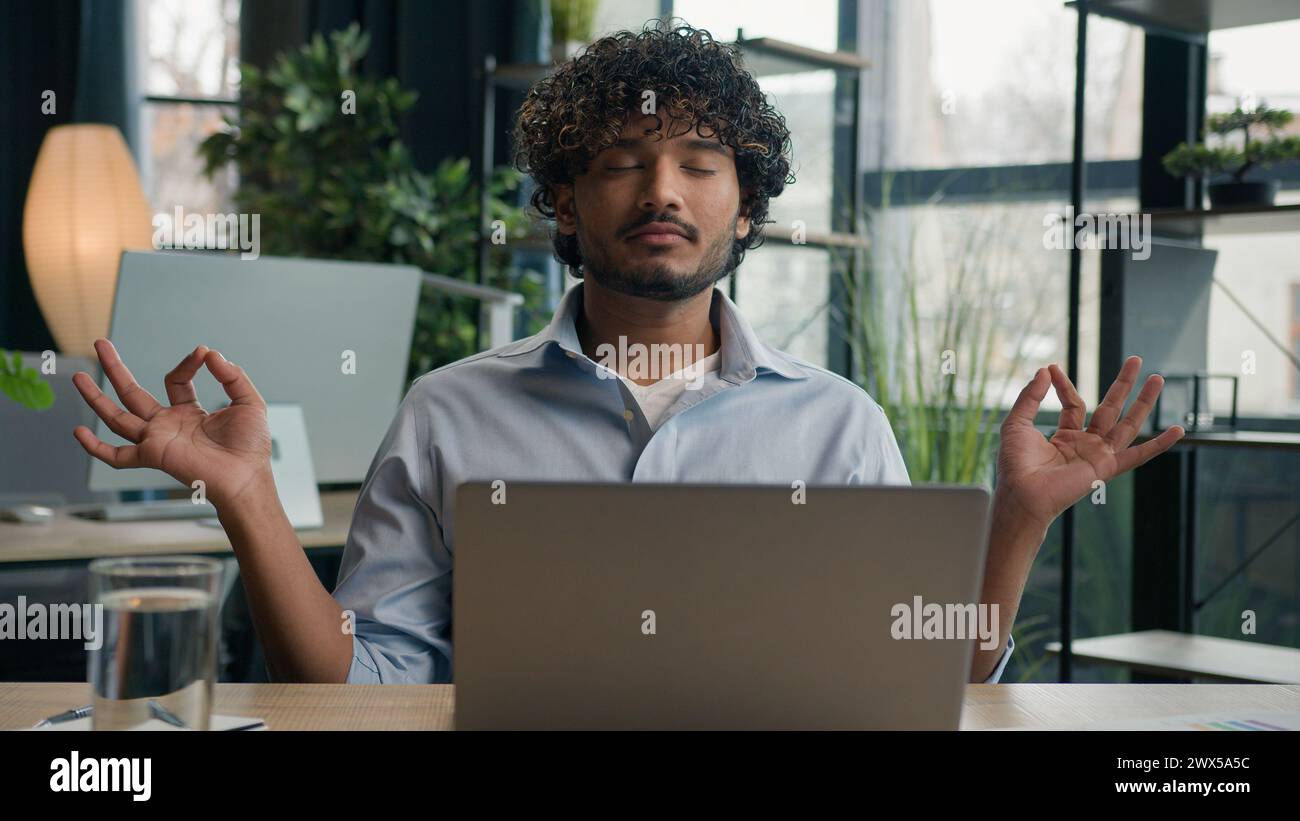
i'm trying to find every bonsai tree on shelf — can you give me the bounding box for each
[1162,104,1300,208]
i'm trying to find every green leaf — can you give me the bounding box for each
[285,83,312,113]
[0,349,56,411]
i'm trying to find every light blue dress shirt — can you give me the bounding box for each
[333,282,1015,684]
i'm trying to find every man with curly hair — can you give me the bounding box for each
[72,22,1183,691]
[512,24,794,304]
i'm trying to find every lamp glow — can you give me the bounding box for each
[22,124,153,356]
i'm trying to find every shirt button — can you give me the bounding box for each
[623,408,634,422]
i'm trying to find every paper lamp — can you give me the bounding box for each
[22,124,154,357]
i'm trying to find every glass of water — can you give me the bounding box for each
[88,556,223,731]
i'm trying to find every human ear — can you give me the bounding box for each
[735,187,754,240]
[554,184,577,235]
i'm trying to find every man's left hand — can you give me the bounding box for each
[994,355,1185,535]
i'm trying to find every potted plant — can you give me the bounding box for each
[199,24,544,382]
[1162,104,1300,208]
[551,0,599,64]
[840,178,1048,486]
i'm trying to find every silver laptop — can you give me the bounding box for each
[453,482,993,730]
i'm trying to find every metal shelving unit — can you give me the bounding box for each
[1068,0,1300,38]
[1147,203,1300,238]
[1064,0,1300,682]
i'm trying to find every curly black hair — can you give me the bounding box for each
[511,19,795,276]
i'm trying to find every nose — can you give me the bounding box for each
[637,156,685,214]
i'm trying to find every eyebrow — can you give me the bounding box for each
[610,137,731,158]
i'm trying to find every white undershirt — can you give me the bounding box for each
[619,351,721,430]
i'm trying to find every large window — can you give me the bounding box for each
[924,0,1141,169]
[135,0,240,217]
[852,0,1145,682]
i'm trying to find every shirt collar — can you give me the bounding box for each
[498,281,809,382]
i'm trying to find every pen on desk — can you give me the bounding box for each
[34,704,93,727]
[147,699,189,728]
[224,721,265,731]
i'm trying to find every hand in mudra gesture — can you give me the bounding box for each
[994,355,1185,532]
[72,338,273,509]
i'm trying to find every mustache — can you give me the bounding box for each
[620,215,696,240]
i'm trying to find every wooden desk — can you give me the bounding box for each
[2,682,1297,730]
[0,490,358,565]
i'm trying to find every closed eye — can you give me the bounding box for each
[606,165,716,175]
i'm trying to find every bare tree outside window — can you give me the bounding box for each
[139,0,240,217]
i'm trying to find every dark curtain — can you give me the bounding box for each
[0,1,79,351]
[74,0,141,148]
[0,0,138,352]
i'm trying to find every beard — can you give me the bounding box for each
[576,211,737,302]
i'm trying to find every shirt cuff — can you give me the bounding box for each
[345,633,384,684]
[982,633,1015,684]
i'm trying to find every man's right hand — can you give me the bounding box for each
[72,338,274,510]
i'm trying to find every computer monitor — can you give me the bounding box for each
[88,251,421,492]
[1100,238,1216,386]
